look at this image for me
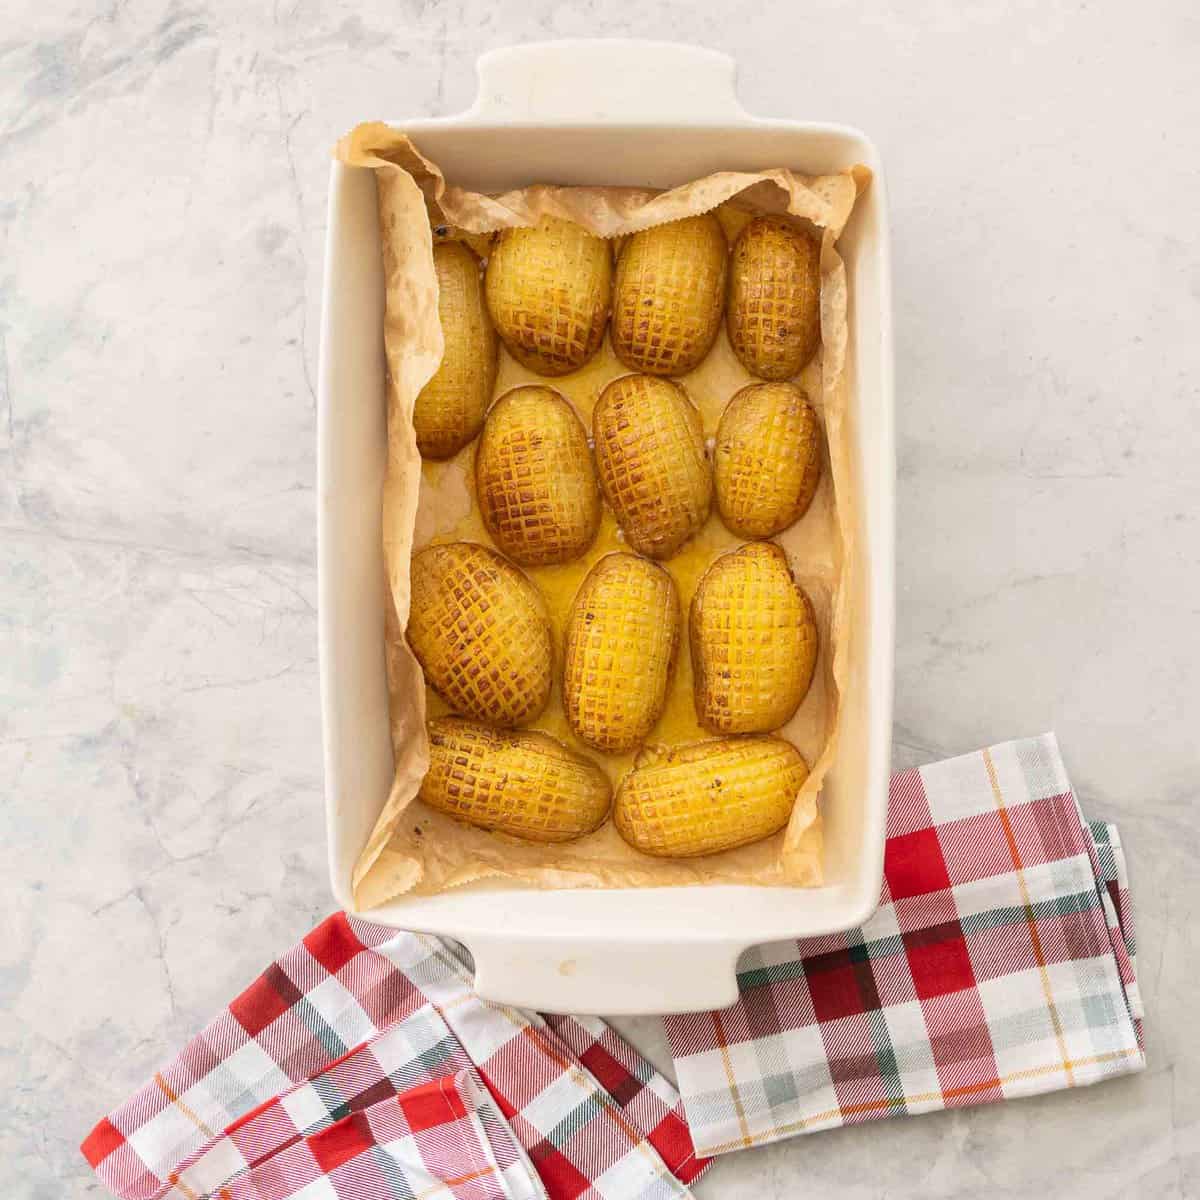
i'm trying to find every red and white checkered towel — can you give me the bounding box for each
[83,920,708,1199]
[83,733,1142,1195]
[665,733,1144,1155]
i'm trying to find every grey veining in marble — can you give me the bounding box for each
[3,2,1199,1196]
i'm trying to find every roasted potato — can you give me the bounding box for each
[422,717,611,842]
[414,242,499,460]
[714,382,823,538]
[613,735,809,857]
[485,216,612,376]
[407,542,552,727]
[691,542,818,734]
[611,214,727,377]
[563,553,680,752]
[475,386,600,566]
[592,374,712,559]
[727,215,821,380]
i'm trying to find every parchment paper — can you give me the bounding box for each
[334,123,868,910]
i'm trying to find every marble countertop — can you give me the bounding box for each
[3,3,1198,1196]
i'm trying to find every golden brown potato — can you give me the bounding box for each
[475,386,600,566]
[563,553,680,752]
[485,216,612,376]
[714,382,823,538]
[422,717,611,842]
[727,215,821,380]
[613,735,809,857]
[611,214,727,377]
[407,542,552,727]
[592,374,712,559]
[691,542,818,734]
[414,242,499,460]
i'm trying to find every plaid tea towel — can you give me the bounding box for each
[208,1070,544,1200]
[83,916,707,1200]
[665,732,1144,1155]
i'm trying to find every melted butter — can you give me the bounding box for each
[636,517,739,765]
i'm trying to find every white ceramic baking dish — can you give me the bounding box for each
[318,39,894,1015]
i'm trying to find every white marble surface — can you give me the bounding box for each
[3,2,1198,1196]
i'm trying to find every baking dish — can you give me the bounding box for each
[317,39,894,1015]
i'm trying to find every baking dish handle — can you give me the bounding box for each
[467,934,743,1016]
[468,39,750,125]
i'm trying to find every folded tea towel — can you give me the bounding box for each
[83,733,1141,1196]
[82,921,708,1199]
[664,733,1143,1155]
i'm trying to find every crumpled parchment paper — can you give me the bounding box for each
[334,123,868,909]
